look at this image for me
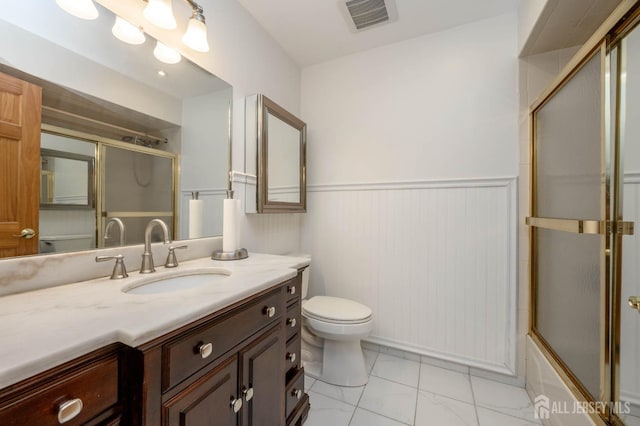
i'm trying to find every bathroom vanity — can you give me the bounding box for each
[0,253,310,425]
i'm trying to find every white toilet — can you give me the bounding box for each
[300,267,374,387]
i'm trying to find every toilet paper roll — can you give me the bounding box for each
[223,198,238,252]
[188,199,203,239]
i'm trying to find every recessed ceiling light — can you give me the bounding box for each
[158,70,167,77]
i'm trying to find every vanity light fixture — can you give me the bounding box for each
[182,4,209,52]
[144,0,177,30]
[153,41,182,64]
[112,16,146,45]
[144,0,210,53]
[56,0,99,20]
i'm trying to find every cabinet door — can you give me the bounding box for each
[163,355,239,426]
[239,325,284,426]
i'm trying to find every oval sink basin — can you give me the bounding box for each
[122,268,231,295]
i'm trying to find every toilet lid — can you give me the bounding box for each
[303,296,372,324]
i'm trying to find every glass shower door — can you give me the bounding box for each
[529,44,610,406]
[99,144,175,246]
[613,21,640,425]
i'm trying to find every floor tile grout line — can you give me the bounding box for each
[368,371,420,389]
[353,406,414,426]
[477,405,541,424]
[469,372,481,425]
[412,360,422,425]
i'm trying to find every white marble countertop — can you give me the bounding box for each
[0,253,310,389]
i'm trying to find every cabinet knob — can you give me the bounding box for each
[198,342,213,359]
[286,352,296,363]
[243,387,254,402]
[57,398,83,424]
[287,285,296,295]
[291,389,302,400]
[287,317,297,327]
[263,306,276,318]
[230,397,243,413]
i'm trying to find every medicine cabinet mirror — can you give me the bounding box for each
[245,94,306,213]
[40,149,95,210]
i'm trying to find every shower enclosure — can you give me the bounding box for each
[528,3,640,425]
[100,144,175,246]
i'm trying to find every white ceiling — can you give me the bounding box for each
[235,0,518,66]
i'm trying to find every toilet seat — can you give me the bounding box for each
[302,296,372,324]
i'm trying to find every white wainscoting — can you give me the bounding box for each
[301,177,518,375]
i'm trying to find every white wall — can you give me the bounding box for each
[302,13,518,184]
[300,13,519,375]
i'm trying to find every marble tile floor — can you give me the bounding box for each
[304,350,541,426]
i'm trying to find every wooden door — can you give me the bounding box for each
[0,72,41,258]
[162,355,239,426]
[239,325,285,426]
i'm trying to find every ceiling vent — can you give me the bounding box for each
[339,0,397,32]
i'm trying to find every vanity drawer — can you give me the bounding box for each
[0,354,119,426]
[285,335,301,378]
[163,288,283,391]
[285,368,305,420]
[284,276,300,303]
[285,301,301,343]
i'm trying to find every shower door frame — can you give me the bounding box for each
[528,2,640,424]
[528,41,612,423]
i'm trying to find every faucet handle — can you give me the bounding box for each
[96,254,129,280]
[165,245,188,268]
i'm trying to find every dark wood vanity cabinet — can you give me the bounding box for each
[134,272,310,426]
[0,344,128,426]
[0,272,310,426]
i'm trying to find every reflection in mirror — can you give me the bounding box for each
[39,132,97,254]
[245,94,306,213]
[267,113,301,203]
[40,149,94,208]
[101,143,176,248]
[0,1,232,259]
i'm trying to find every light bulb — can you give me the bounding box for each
[56,0,99,20]
[182,17,209,53]
[144,0,177,30]
[112,16,146,45]
[153,41,181,64]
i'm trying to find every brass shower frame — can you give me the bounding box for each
[527,1,640,425]
[41,124,179,246]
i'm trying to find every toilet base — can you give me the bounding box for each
[322,339,368,387]
[301,337,368,387]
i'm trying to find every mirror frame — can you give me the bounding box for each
[40,148,95,210]
[257,95,307,213]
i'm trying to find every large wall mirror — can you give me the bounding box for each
[0,1,232,258]
[245,94,306,213]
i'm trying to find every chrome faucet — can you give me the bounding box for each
[104,218,126,247]
[140,219,171,273]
